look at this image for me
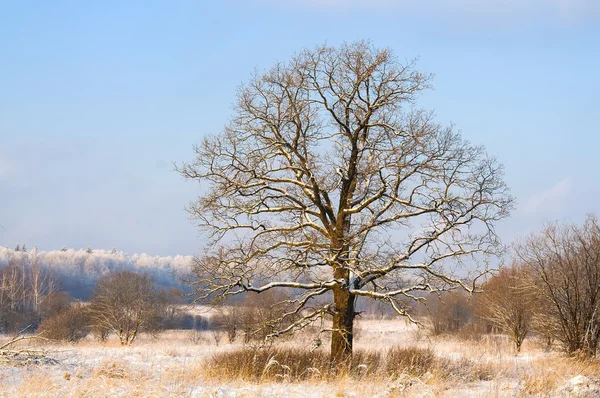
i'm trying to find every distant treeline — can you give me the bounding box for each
[0,246,192,299]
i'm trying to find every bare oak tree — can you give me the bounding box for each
[179,41,513,366]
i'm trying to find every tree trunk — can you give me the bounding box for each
[330,286,355,369]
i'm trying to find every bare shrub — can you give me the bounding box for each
[38,291,71,319]
[159,288,197,330]
[454,321,488,341]
[238,291,295,343]
[427,292,474,336]
[211,309,238,343]
[210,291,294,344]
[476,264,534,352]
[409,326,429,344]
[38,304,90,342]
[188,329,204,345]
[517,215,600,356]
[211,329,223,346]
[0,310,37,335]
[160,312,196,330]
[91,324,110,342]
[89,271,165,345]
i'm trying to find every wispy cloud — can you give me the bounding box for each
[525,177,573,215]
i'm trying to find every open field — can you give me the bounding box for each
[1,316,599,398]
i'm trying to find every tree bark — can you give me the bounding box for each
[330,286,355,369]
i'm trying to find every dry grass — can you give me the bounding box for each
[517,355,600,396]
[93,360,131,379]
[1,318,600,397]
[385,346,436,377]
[202,345,498,385]
[204,347,342,381]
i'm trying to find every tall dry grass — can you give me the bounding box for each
[202,345,498,384]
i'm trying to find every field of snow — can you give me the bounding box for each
[1,315,599,397]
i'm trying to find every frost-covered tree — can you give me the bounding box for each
[0,247,192,300]
[0,249,57,332]
[179,41,514,365]
[29,246,57,313]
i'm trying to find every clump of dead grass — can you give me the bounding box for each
[203,347,381,382]
[203,345,497,384]
[93,360,130,379]
[385,346,436,377]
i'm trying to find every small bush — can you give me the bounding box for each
[427,292,474,336]
[38,305,90,342]
[89,271,164,345]
[91,324,110,342]
[160,312,197,330]
[453,321,487,341]
[188,329,205,345]
[211,312,238,343]
[0,310,38,334]
[209,291,297,344]
[39,291,72,319]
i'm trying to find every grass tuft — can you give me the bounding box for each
[93,360,130,379]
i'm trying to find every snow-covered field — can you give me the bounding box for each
[1,317,599,397]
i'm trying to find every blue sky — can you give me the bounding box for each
[0,0,598,256]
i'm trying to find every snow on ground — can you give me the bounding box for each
[1,317,599,397]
